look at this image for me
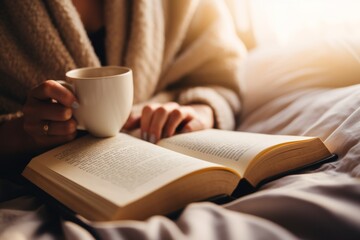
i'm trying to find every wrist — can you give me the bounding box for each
[189,104,215,129]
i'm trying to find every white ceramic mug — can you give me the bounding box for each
[61,66,133,137]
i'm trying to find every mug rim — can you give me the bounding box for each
[66,66,132,80]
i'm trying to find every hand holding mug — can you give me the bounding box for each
[23,80,78,148]
[23,66,133,150]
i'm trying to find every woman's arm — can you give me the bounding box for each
[160,0,246,130]
[123,0,246,143]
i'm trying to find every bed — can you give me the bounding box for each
[1,21,360,240]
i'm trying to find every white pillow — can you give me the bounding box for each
[240,37,360,116]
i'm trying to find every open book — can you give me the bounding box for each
[22,129,334,221]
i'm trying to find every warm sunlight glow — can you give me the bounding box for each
[249,0,360,46]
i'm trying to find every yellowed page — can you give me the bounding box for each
[26,133,220,206]
[158,129,314,176]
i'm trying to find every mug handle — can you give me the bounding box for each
[56,80,75,93]
[56,80,85,131]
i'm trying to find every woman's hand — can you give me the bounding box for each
[23,80,78,149]
[123,102,214,143]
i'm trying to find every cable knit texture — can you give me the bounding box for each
[0,0,247,130]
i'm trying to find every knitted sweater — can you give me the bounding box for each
[0,0,247,130]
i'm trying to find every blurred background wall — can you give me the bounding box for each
[226,0,360,48]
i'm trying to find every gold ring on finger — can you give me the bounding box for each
[42,121,50,136]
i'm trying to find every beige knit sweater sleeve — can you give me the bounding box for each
[176,0,246,130]
[125,0,247,130]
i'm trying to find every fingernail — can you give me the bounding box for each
[149,134,157,144]
[72,101,79,109]
[142,132,148,141]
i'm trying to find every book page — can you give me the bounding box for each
[158,129,314,176]
[26,133,221,206]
